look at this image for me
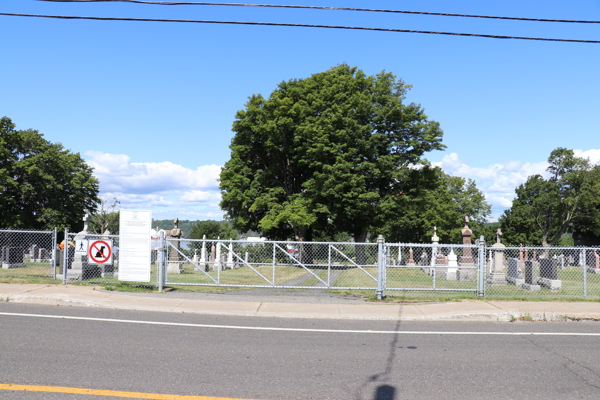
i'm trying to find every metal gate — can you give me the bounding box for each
[163,238,381,290]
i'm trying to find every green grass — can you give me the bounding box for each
[4,260,600,301]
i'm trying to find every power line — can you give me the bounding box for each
[2,12,599,43]
[38,0,600,24]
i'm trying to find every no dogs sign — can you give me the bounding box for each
[88,240,113,265]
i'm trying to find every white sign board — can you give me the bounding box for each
[75,239,88,255]
[119,210,152,282]
[88,240,113,265]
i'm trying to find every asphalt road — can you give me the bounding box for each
[1,302,599,400]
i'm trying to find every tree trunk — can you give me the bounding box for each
[354,230,368,265]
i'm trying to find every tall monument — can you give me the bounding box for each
[458,215,476,281]
[167,218,183,274]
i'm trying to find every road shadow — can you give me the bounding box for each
[374,385,396,400]
[353,303,405,400]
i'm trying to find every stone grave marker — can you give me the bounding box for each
[167,218,183,274]
[506,257,524,286]
[487,229,506,285]
[538,258,561,291]
[523,260,540,291]
[1,246,26,269]
[587,250,600,274]
[458,215,476,281]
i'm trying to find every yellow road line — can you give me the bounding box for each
[0,384,258,400]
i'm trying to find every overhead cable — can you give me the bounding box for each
[38,0,600,24]
[2,12,599,43]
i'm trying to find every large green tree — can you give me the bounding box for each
[500,148,599,246]
[0,117,99,230]
[220,65,444,246]
[189,220,240,240]
[378,166,491,243]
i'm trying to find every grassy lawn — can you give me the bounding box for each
[332,267,378,288]
[4,260,600,301]
[0,262,55,284]
[485,266,600,300]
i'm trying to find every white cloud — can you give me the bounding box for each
[180,191,221,203]
[85,151,221,193]
[86,152,225,220]
[574,149,600,165]
[433,153,552,217]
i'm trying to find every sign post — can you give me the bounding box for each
[119,210,152,282]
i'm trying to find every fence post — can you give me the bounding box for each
[478,235,485,297]
[52,227,57,279]
[272,243,276,287]
[63,229,68,285]
[583,248,588,299]
[328,244,332,288]
[158,230,165,292]
[376,235,385,300]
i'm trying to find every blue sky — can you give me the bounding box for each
[2,0,599,221]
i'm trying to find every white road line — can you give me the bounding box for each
[0,311,598,336]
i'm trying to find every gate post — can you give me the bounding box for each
[52,227,57,279]
[583,248,588,299]
[478,235,485,297]
[158,230,165,292]
[376,235,385,300]
[63,229,69,285]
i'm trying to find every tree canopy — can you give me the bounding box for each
[0,117,99,230]
[378,166,491,243]
[220,64,445,243]
[500,148,600,246]
[189,220,240,240]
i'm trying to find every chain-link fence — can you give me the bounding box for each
[484,245,600,299]
[3,228,600,300]
[0,229,57,282]
[62,232,128,286]
[385,243,480,294]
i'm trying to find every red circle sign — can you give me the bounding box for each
[89,240,112,264]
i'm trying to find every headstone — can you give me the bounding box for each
[424,226,440,275]
[167,218,183,274]
[36,248,48,263]
[419,252,429,266]
[519,244,525,263]
[523,260,540,291]
[539,258,558,280]
[1,246,26,269]
[487,229,506,285]
[407,248,416,266]
[200,235,207,270]
[27,244,37,262]
[538,258,561,291]
[458,216,476,281]
[227,241,234,269]
[446,249,458,280]
[587,250,600,274]
[215,237,222,271]
[506,257,524,286]
[459,215,474,265]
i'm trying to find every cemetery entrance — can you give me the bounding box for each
[164,239,381,290]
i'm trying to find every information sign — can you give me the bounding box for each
[119,210,152,282]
